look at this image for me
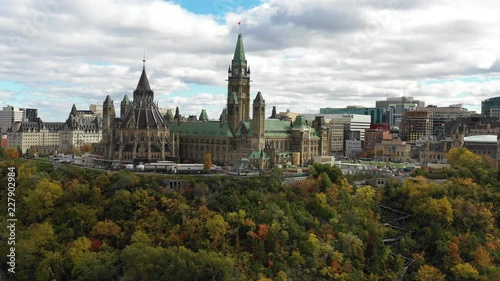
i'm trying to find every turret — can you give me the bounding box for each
[103,96,115,133]
[269,106,277,119]
[199,109,209,122]
[120,95,130,118]
[252,92,265,150]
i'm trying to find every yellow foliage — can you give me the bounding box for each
[415,265,446,281]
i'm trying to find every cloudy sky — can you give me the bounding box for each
[1,0,500,122]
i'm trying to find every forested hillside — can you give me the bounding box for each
[387,147,500,280]
[0,148,499,280]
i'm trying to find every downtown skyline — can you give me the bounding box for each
[1,0,500,122]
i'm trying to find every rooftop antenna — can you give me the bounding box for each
[142,49,146,69]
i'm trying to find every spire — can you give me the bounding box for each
[70,104,77,116]
[104,95,112,104]
[136,68,151,91]
[232,33,247,67]
[121,95,130,105]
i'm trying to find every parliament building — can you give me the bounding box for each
[96,33,330,169]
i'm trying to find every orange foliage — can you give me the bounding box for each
[4,147,19,159]
[331,260,342,274]
[257,224,269,241]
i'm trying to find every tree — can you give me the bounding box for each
[23,178,64,222]
[310,163,345,185]
[203,153,212,173]
[16,222,60,281]
[450,263,479,280]
[121,244,236,281]
[91,220,121,239]
[206,214,229,250]
[81,143,93,154]
[472,245,492,267]
[415,265,445,281]
[3,147,20,159]
[443,241,462,269]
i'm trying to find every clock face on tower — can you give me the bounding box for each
[242,68,246,75]
[234,68,239,75]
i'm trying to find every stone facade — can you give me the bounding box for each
[374,139,412,163]
[95,33,330,169]
[7,105,102,154]
[96,66,174,162]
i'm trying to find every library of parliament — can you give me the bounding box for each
[94,33,330,168]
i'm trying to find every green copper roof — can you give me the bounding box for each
[264,120,292,137]
[232,34,247,67]
[235,120,293,138]
[121,95,130,105]
[199,109,209,122]
[248,150,269,159]
[170,121,233,137]
[293,115,307,128]
[229,92,239,104]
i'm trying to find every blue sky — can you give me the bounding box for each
[172,0,261,17]
[1,0,499,122]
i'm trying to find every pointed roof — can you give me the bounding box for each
[121,95,130,105]
[199,109,209,122]
[70,104,77,116]
[104,95,112,103]
[254,91,264,103]
[136,68,151,91]
[232,34,247,66]
[293,115,307,128]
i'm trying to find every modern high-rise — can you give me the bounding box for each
[482,97,500,117]
[419,105,471,140]
[0,106,24,133]
[319,107,386,124]
[376,96,425,127]
[400,111,432,142]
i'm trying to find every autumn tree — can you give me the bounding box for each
[415,265,446,281]
[3,147,20,159]
[443,241,462,269]
[81,143,93,154]
[450,263,480,281]
[22,178,64,222]
[203,153,212,173]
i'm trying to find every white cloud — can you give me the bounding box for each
[0,0,500,121]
